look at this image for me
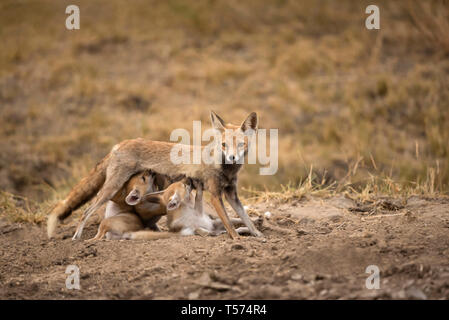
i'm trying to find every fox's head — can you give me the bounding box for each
[144,178,193,211]
[123,170,156,206]
[210,111,258,164]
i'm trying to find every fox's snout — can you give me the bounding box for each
[225,153,243,164]
[223,144,246,164]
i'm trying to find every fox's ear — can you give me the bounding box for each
[125,190,142,206]
[240,112,258,133]
[144,190,165,197]
[144,192,163,204]
[210,110,225,132]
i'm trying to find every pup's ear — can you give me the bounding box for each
[125,190,142,206]
[210,110,225,132]
[143,190,165,197]
[240,112,258,133]
[167,198,181,211]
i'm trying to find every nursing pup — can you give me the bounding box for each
[92,179,262,241]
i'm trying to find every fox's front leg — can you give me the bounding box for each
[224,186,263,237]
[210,193,239,239]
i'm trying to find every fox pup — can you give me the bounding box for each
[48,111,263,240]
[77,170,174,239]
[92,179,262,241]
[89,178,191,241]
[78,170,154,239]
[143,179,263,237]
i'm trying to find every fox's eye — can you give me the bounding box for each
[222,142,227,148]
[238,142,245,148]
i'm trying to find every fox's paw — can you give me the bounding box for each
[71,233,81,241]
[253,229,264,238]
[194,228,210,237]
[253,216,264,229]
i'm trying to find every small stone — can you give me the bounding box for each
[259,285,282,299]
[405,287,427,300]
[291,273,303,281]
[319,289,328,296]
[188,291,200,300]
[143,288,153,297]
[264,211,272,219]
[197,273,212,286]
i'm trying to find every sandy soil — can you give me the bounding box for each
[1,196,448,300]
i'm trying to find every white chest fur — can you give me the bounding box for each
[171,205,214,233]
[105,201,127,218]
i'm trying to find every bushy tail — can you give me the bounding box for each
[47,154,110,238]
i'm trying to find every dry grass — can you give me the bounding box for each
[0,0,448,222]
[406,0,449,55]
[245,163,447,205]
[0,191,48,224]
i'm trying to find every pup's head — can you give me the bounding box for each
[210,111,258,164]
[124,170,155,206]
[144,178,193,211]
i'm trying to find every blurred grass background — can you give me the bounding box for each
[0,0,448,220]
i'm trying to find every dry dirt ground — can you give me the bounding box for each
[1,196,448,300]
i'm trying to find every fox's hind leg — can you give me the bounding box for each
[72,164,137,240]
[72,197,110,240]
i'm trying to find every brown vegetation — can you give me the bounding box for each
[1,1,448,223]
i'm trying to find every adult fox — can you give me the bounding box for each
[47,111,263,240]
